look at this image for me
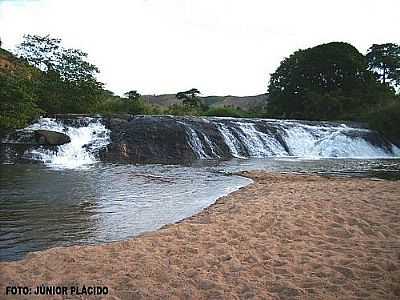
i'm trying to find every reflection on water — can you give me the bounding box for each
[0,163,251,261]
[1,158,399,261]
[212,157,400,180]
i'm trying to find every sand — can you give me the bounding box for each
[1,172,400,299]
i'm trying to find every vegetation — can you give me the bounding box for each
[0,70,41,131]
[267,42,391,119]
[1,34,399,142]
[176,88,202,107]
[267,42,400,141]
[17,34,104,114]
[366,43,400,87]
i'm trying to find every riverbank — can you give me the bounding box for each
[1,172,399,299]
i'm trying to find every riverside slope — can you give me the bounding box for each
[1,172,399,299]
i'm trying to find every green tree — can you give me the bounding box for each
[176,88,201,107]
[17,34,103,114]
[366,43,400,87]
[124,90,141,101]
[0,71,42,131]
[267,42,386,120]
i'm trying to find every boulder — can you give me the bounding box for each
[0,129,70,164]
[2,129,70,146]
[34,130,71,145]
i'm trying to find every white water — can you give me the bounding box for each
[280,122,400,158]
[215,123,245,158]
[234,122,288,157]
[202,134,220,158]
[186,126,210,159]
[177,121,211,159]
[193,119,400,159]
[24,117,400,168]
[27,118,110,169]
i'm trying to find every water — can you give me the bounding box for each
[183,117,400,159]
[1,116,400,261]
[0,162,251,261]
[26,117,110,169]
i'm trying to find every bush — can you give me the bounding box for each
[165,103,203,116]
[367,97,400,143]
[0,72,42,131]
[92,96,160,115]
[204,106,248,118]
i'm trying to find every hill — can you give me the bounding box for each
[141,93,268,110]
[0,48,18,72]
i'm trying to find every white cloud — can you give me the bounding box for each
[1,0,399,96]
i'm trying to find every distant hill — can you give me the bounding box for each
[142,93,268,110]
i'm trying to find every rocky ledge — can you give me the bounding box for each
[0,129,71,163]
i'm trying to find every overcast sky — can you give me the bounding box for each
[1,0,399,96]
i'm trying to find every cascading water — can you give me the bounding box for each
[231,122,288,157]
[178,117,400,160]
[19,116,400,166]
[27,117,110,169]
[279,121,400,158]
[215,123,245,158]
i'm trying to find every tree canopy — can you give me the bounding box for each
[267,42,391,120]
[366,43,400,87]
[17,34,104,114]
[0,70,41,131]
[124,90,141,101]
[176,88,201,107]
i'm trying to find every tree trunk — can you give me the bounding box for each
[383,63,386,84]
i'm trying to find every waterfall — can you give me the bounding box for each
[196,118,399,160]
[185,126,210,159]
[21,116,400,165]
[233,122,288,157]
[27,117,110,169]
[215,123,245,158]
[280,121,400,158]
[176,121,209,159]
[202,134,220,158]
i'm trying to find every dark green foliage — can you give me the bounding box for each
[267,42,393,120]
[176,88,203,107]
[93,95,160,115]
[366,43,400,87]
[165,103,203,116]
[203,106,249,118]
[17,34,104,114]
[124,90,141,101]
[367,97,400,143]
[0,71,42,130]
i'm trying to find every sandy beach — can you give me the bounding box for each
[1,172,400,299]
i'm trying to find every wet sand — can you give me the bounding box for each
[1,172,400,299]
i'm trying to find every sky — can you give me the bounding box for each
[1,0,399,96]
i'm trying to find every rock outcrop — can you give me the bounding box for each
[3,129,70,146]
[0,129,70,163]
[34,130,71,145]
[100,116,212,164]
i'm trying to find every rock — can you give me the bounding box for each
[34,130,70,145]
[3,129,70,146]
[100,115,231,164]
[0,129,70,164]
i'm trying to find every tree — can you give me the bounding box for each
[0,71,42,131]
[17,34,103,114]
[176,88,201,106]
[124,90,141,101]
[366,43,400,87]
[267,42,385,120]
